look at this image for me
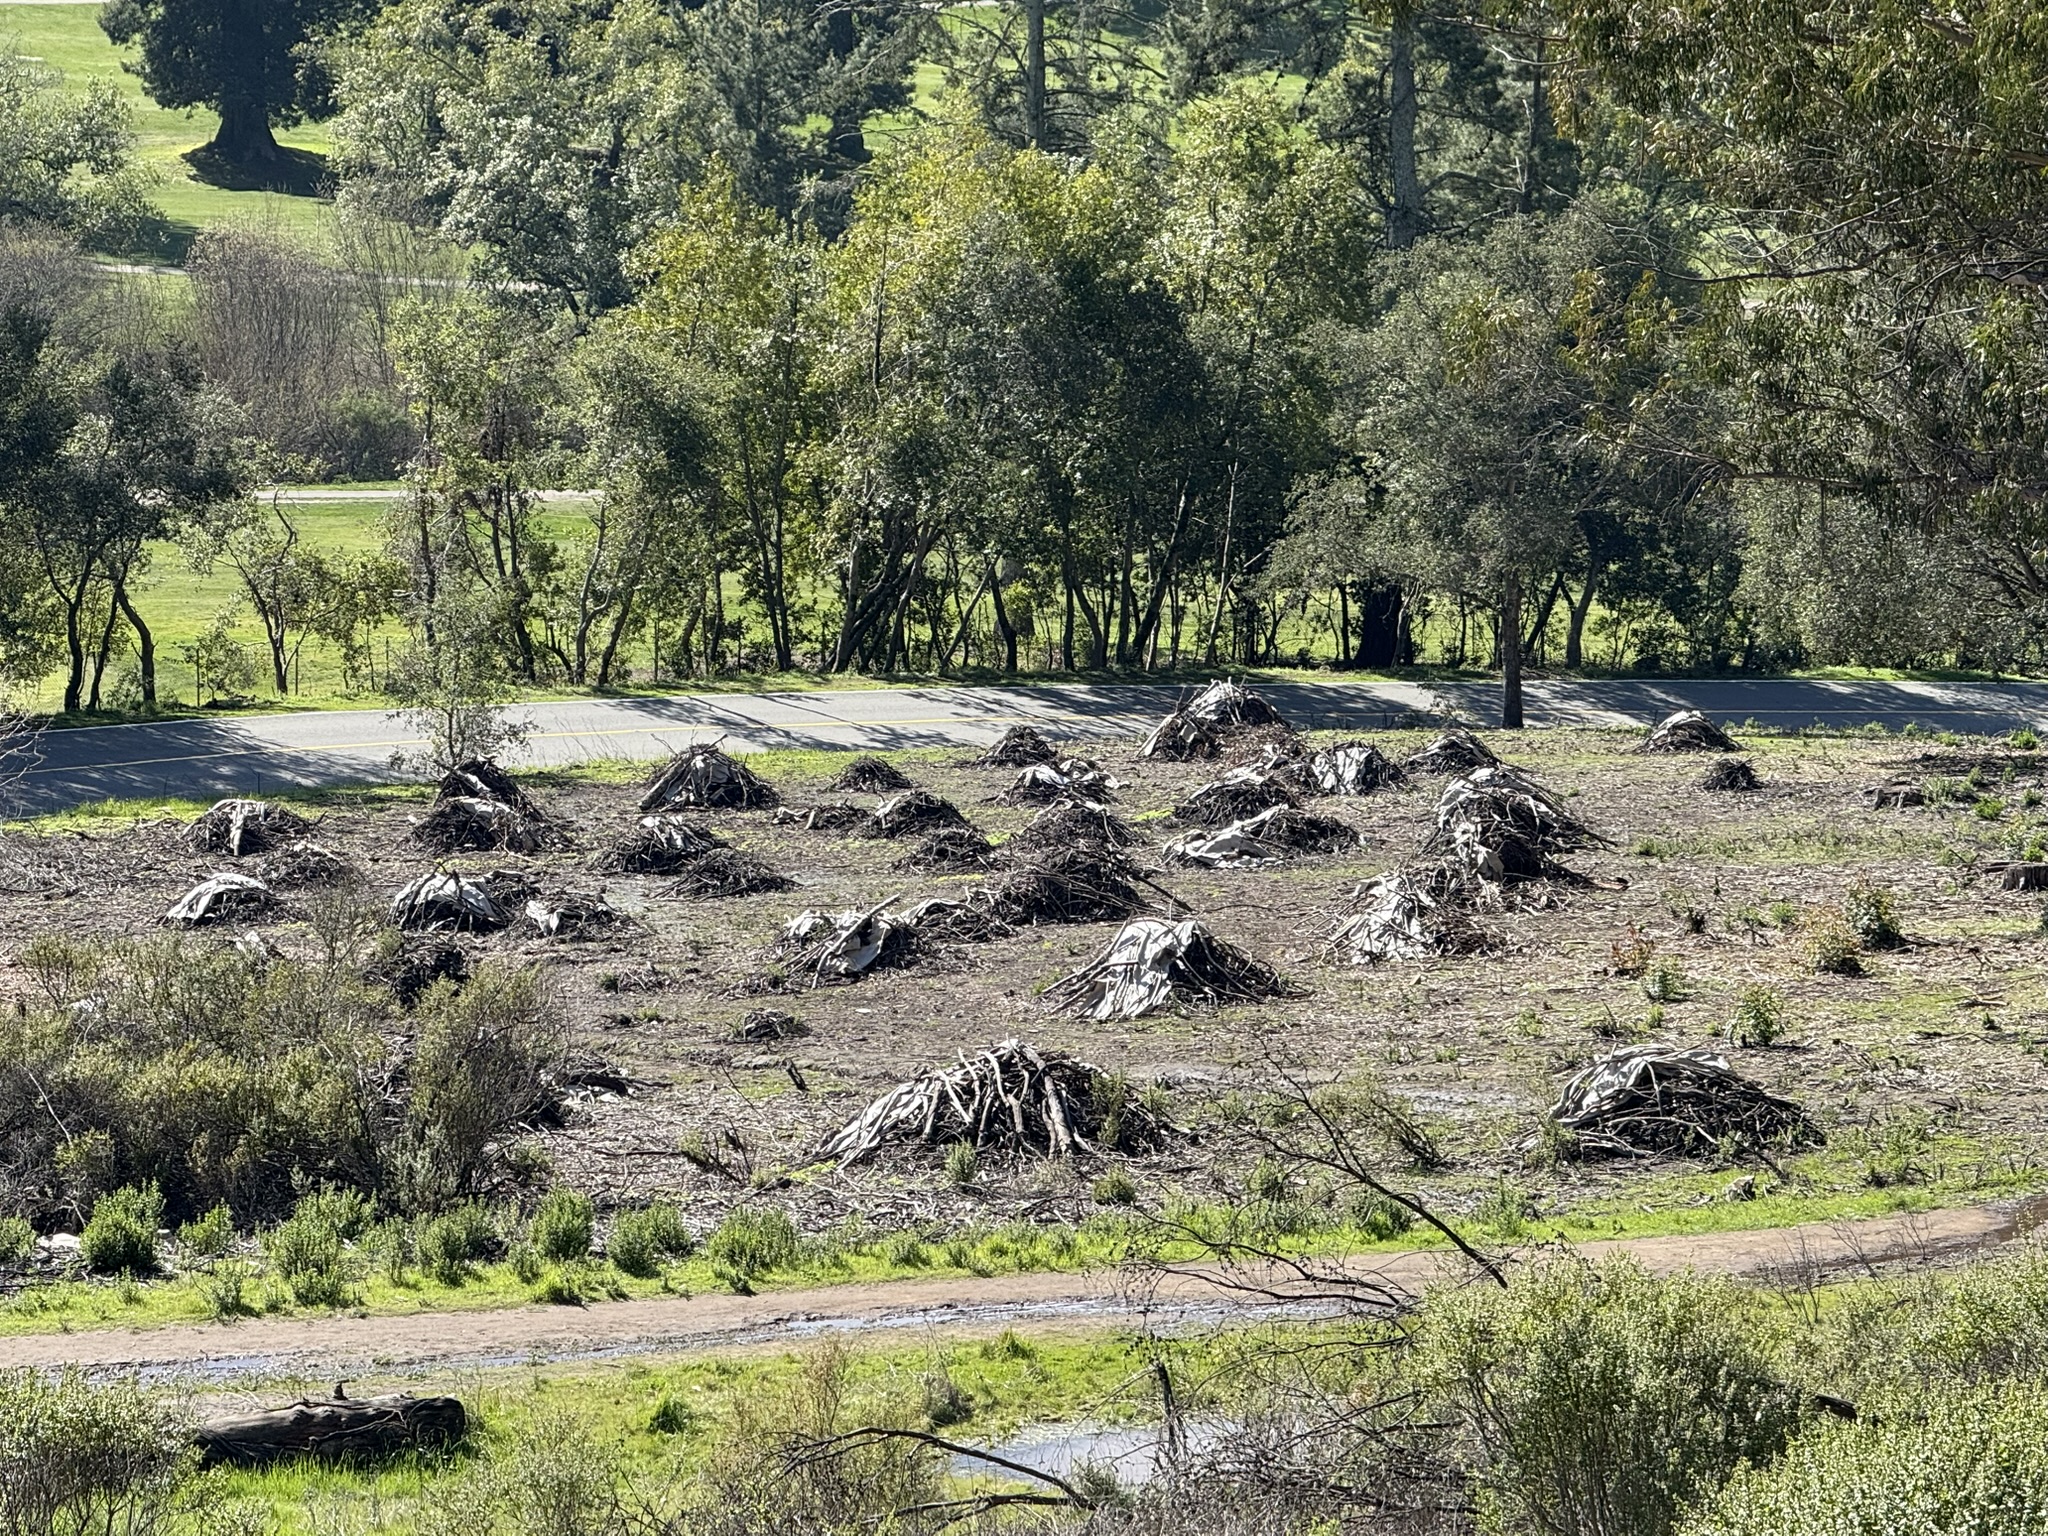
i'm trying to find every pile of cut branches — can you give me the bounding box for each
[1327,866,1494,962]
[772,801,870,833]
[1008,800,1139,854]
[389,872,509,933]
[1427,764,1604,882]
[1144,678,1286,760]
[995,758,1119,806]
[594,816,725,873]
[640,744,778,811]
[1544,1045,1821,1159]
[976,845,1158,925]
[829,754,913,792]
[1045,918,1296,1020]
[1403,729,1498,774]
[899,895,1013,944]
[1170,766,1300,828]
[1163,803,1359,868]
[1141,709,1221,761]
[367,938,468,1007]
[438,759,542,818]
[1186,679,1287,733]
[811,1038,1173,1164]
[1865,777,1924,809]
[165,872,275,926]
[1640,710,1740,754]
[412,796,543,853]
[1700,758,1761,792]
[524,890,626,940]
[862,789,971,839]
[1307,742,1406,796]
[773,903,918,985]
[893,828,999,872]
[658,847,793,899]
[977,725,1061,767]
[259,840,357,888]
[187,799,312,858]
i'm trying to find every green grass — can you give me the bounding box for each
[0,4,335,257]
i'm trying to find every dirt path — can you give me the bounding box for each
[0,1204,2022,1382]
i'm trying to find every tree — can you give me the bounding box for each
[99,0,369,166]
[385,585,529,772]
[0,53,157,248]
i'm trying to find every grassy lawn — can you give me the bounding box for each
[0,1,335,257]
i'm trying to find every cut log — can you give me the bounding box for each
[195,1393,466,1468]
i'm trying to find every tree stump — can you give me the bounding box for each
[194,1393,467,1467]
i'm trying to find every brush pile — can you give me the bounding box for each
[774,903,918,985]
[1640,709,1740,754]
[1170,765,1300,828]
[829,755,913,793]
[412,795,543,853]
[773,801,870,833]
[1700,758,1761,792]
[258,841,357,888]
[1404,729,1498,774]
[977,725,1061,767]
[1141,709,1221,761]
[1009,800,1139,855]
[1327,866,1491,962]
[1142,678,1288,760]
[978,844,1155,925]
[862,790,971,839]
[639,744,777,811]
[893,828,999,872]
[1163,803,1360,868]
[898,895,1013,944]
[439,759,542,816]
[1865,777,1924,809]
[367,939,468,1007]
[1544,1045,1821,1159]
[812,1038,1173,1165]
[1307,742,1406,796]
[187,799,313,857]
[995,758,1119,806]
[1045,918,1295,1020]
[165,872,275,926]
[389,872,509,933]
[1427,764,1603,882]
[658,847,793,899]
[524,890,626,940]
[595,816,725,874]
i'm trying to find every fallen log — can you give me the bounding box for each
[194,1393,467,1468]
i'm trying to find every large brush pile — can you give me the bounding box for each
[595,816,725,874]
[829,755,913,793]
[165,872,275,926]
[1328,866,1491,962]
[1427,764,1603,882]
[812,1039,1173,1165]
[862,790,972,839]
[1143,678,1291,762]
[640,745,778,811]
[524,890,626,940]
[187,799,312,858]
[773,801,871,833]
[977,725,1061,767]
[1008,800,1140,855]
[995,758,1119,806]
[1640,710,1741,754]
[414,758,547,853]
[1045,918,1295,1020]
[1700,758,1761,793]
[258,841,357,889]
[439,759,542,817]
[1404,729,1498,775]
[977,844,1158,925]
[773,904,919,986]
[894,828,999,872]
[389,872,510,933]
[1163,803,1360,868]
[1170,766,1300,828]
[1307,742,1406,796]
[659,847,793,899]
[1544,1045,1821,1159]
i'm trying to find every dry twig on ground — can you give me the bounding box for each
[1046,918,1297,1019]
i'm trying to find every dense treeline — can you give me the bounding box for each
[1,0,2044,713]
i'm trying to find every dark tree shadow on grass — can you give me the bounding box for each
[182,144,333,200]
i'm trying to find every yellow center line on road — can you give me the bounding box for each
[22,711,1159,779]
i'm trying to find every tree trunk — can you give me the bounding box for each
[1387,7,1425,250]
[210,96,282,166]
[195,1395,466,1469]
[1023,0,1048,148]
[990,565,1018,673]
[1500,578,1524,728]
[115,582,157,706]
[1519,36,1550,216]
[1353,582,1405,667]
[1565,563,1598,669]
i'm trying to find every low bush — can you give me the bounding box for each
[707,1206,798,1289]
[174,1204,234,1259]
[262,1198,358,1308]
[1842,879,1902,949]
[530,1189,594,1263]
[608,1202,693,1279]
[419,1204,502,1285]
[0,1214,32,1264]
[1725,985,1787,1047]
[1802,910,1864,975]
[80,1185,163,1275]
[0,1369,192,1535]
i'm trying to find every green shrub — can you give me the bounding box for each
[263,1208,357,1308]
[2013,727,2040,751]
[1685,1386,2048,1536]
[1418,1256,1804,1536]
[1642,956,1689,1003]
[175,1203,234,1259]
[1842,879,1902,948]
[0,1368,191,1532]
[1348,1189,1415,1241]
[418,1204,502,1285]
[509,1241,543,1285]
[1803,910,1864,975]
[292,1186,376,1242]
[529,1188,594,1263]
[943,1142,979,1187]
[200,1258,254,1321]
[608,1202,693,1279]
[707,1206,799,1289]
[0,1214,32,1264]
[80,1184,163,1275]
[1091,1170,1137,1206]
[1725,985,1787,1047]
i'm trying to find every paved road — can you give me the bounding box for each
[13,675,2048,815]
